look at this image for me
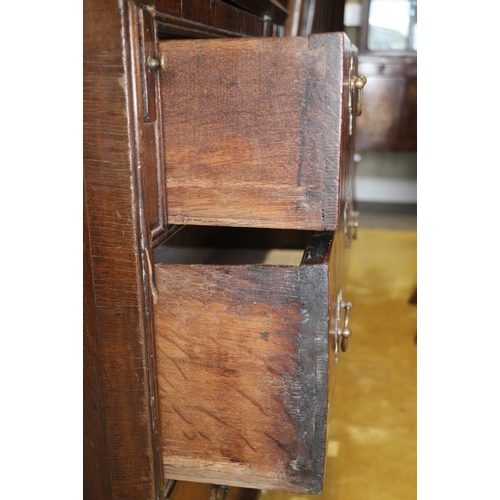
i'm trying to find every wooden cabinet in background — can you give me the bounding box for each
[355,54,417,150]
[354,0,417,151]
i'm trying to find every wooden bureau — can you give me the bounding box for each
[84,1,361,498]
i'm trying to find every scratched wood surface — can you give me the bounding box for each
[160,33,353,231]
[154,233,333,493]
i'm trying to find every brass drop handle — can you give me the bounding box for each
[340,301,353,352]
[332,296,354,363]
[354,75,367,117]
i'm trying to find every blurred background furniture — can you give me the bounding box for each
[344,0,417,205]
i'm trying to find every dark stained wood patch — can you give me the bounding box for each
[154,233,332,493]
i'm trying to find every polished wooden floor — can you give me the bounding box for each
[259,206,417,500]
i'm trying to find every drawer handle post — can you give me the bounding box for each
[147,54,166,72]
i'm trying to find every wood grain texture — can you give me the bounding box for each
[83,0,161,498]
[160,33,352,231]
[84,194,113,500]
[154,0,182,16]
[153,233,333,493]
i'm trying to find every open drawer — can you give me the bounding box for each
[153,228,353,493]
[158,33,363,231]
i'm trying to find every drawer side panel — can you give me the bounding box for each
[160,36,340,230]
[154,263,329,492]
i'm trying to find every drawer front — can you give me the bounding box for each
[159,33,359,231]
[153,232,346,493]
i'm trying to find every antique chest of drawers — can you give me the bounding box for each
[84,1,363,497]
[149,33,362,493]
